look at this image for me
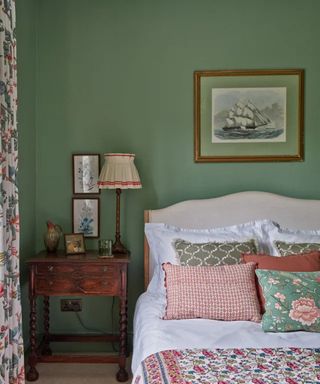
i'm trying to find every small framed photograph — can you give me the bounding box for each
[72,198,100,238]
[73,154,100,194]
[64,233,86,255]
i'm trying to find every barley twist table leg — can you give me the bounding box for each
[116,286,128,382]
[42,295,52,355]
[26,293,39,381]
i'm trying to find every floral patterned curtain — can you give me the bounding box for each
[0,1,25,383]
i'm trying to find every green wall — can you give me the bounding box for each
[17,0,320,349]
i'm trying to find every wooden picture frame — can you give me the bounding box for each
[64,233,86,255]
[72,198,100,238]
[194,69,304,162]
[72,154,100,194]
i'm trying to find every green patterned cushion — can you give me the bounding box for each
[275,241,320,256]
[255,269,320,332]
[174,239,257,266]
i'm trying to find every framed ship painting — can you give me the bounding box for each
[194,69,304,162]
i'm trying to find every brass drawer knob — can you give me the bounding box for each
[48,281,53,286]
[48,266,54,272]
[103,267,108,272]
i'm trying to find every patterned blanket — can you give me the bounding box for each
[134,347,320,384]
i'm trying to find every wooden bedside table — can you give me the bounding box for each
[26,250,130,382]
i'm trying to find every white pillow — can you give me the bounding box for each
[267,224,320,255]
[145,219,277,294]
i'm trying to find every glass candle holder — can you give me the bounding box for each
[98,239,113,257]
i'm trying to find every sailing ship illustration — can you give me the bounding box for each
[222,100,273,131]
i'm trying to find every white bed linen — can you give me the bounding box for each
[145,219,277,294]
[132,291,320,377]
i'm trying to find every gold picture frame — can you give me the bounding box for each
[64,233,86,255]
[194,69,304,162]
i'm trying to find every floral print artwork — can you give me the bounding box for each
[73,155,100,194]
[0,1,25,383]
[73,198,99,237]
[136,347,320,384]
[78,202,94,235]
[256,269,320,332]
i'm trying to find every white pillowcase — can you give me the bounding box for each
[267,224,320,255]
[145,219,277,294]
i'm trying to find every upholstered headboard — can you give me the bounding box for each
[143,191,320,289]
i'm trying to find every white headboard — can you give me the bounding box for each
[144,191,320,288]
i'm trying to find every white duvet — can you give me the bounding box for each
[131,291,320,379]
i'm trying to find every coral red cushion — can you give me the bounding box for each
[243,251,320,312]
[162,262,261,322]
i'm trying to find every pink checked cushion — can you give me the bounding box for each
[162,262,261,322]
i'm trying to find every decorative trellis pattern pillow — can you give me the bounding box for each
[274,241,320,256]
[174,239,257,266]
[255,269,320,332]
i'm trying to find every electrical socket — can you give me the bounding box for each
[60,299,82,312]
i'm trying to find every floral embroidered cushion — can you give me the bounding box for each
[174,239,257,266]
[162,262,261,322]
[243,251,320,312]
[255,269,320,332]
[274,241,320,256]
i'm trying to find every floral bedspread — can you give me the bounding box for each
[133,347,320,384]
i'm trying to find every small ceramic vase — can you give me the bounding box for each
[44,221,62,253]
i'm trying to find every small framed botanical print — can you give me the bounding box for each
[72,154,100,194]
[72,198,100,238]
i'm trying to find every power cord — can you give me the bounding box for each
[73,297,119,352]
[74,311,107,335]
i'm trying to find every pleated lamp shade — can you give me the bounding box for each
[98,153,142,189]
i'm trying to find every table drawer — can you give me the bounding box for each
[35,277,120,296]
[78,264,118,275]
[36,264,76,274]
[36,263,119,277]
[35,278,78,294]
[78,278,120,295]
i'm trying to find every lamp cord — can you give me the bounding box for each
[74,297,118,352]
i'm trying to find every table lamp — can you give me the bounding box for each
[98,153,142,255]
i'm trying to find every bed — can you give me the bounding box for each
[131,191,320,383]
